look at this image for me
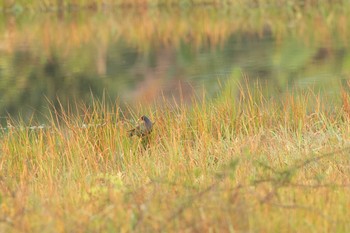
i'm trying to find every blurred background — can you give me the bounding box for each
[0,1,349,123]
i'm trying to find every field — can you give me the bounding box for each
[1,81,350,232]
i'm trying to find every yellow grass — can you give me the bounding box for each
[0,3,349,55]
[0,81,350,232]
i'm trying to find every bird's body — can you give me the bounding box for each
[129,115,153,137]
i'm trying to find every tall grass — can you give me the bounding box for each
[2,0,345,10]
[1,81,350,232]
[1,3,349,54]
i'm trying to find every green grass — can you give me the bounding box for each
[1,81,350,232]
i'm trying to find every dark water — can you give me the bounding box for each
[0,7,349,123]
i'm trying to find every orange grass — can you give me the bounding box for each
[0,81,350,232]
[0,3,349,55]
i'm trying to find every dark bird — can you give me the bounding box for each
[128,115,153,137]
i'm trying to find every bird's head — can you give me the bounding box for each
[140,116,152,124]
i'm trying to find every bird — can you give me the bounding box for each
[128,115,153,137]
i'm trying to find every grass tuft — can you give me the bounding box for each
[1,80,350,232]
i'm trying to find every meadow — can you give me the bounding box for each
[1,81,350,232]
